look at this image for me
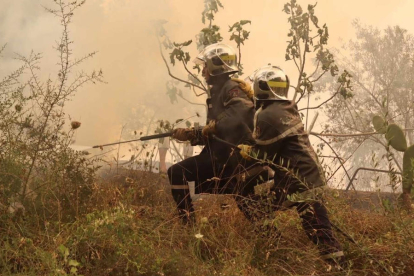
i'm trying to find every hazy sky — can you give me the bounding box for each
[1,0,414,148]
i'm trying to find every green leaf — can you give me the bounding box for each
[185,52,190,63]
[385,124,407,152]
[58,244,69,259]
[285,53,291,61]
[372,115,387,134]
[296,5,303,15]
[169,53,176,66]
[311,15,319,28]
[182,40,192,46]
[229,22,239,32]
[240,20,251,25]
[283,3,291,14]
[69,259,80,267]
[402,145,414,192]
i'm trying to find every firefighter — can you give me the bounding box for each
[238,65,345,265]
[168,43,264,224]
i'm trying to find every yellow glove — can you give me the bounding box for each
[172,128,194,142]
[202,120,216,137]
[237,144,252,160]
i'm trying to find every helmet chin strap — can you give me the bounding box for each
[253,104,263,139]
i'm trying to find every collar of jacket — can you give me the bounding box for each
[209,75,231,96]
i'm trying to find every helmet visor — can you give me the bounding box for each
[253,66,289,100]
[193,43,238,75]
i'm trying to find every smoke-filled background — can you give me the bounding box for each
[1,0,414,148]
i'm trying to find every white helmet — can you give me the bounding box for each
[193,43,239,76]
[252,65,290,101]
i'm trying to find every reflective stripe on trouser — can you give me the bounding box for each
[170,183,194,213]
[321,251,344,260]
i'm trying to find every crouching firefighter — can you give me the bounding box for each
[238,65,345,265]
[168,43,267,224]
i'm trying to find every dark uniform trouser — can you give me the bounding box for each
[237,188,343,257]
[296,201,343,256]
[167,152,259,219]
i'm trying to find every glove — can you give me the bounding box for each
[202,120,216,137]
[237,144,252,160]
[172,128,193,142]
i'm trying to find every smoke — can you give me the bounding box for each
[1,0,414,150]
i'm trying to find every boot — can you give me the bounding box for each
[322,251,347,271]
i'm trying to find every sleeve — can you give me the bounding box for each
[214,85,256,145]
[250,104,304,160]
[251,119,284,160]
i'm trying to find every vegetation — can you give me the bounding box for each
[322,22,414,195]
[0,0,413,275]
[1,171,413,275]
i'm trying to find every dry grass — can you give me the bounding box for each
[1,170,413,275]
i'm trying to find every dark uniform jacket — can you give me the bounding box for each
[192,77,255,164]
[253,100,326,194]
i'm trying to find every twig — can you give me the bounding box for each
[299,84,341,111]
[310,131,378,137]
[157,37,206,92]
[177,93,206,107]
[311,133,354,189]
[181,60,207,93]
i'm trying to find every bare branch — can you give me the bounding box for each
[310,69,327,83]
[299,84,341,111]
[311,133,353,187]
[68,51,98,69]
[157,37,206,92]
[311,131,378,137]
[326,136,369,183]
[309,60,320,79]
[181,60,207,93]
[177,93,206,107]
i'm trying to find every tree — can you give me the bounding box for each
[0,0,103,218]
[156,0,251,102]
[322,21,414,197]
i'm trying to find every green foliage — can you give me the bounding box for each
[284,1,332,65]
[157,0,252,106]
[228,20,251,46]
[373,116,413,202]
[336,70,353,99]
[283,0,350,105]
[201,0,223,25]
[0,0,102,224]
[169,40,192,66]
[402,145,414,192]
[197,25,223,49]
[197,0,225,49]
[385,123,408,152]
[165,80,182,104]
[229,20,251,75]
[372,115,387,134]
[2,172,414,275]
